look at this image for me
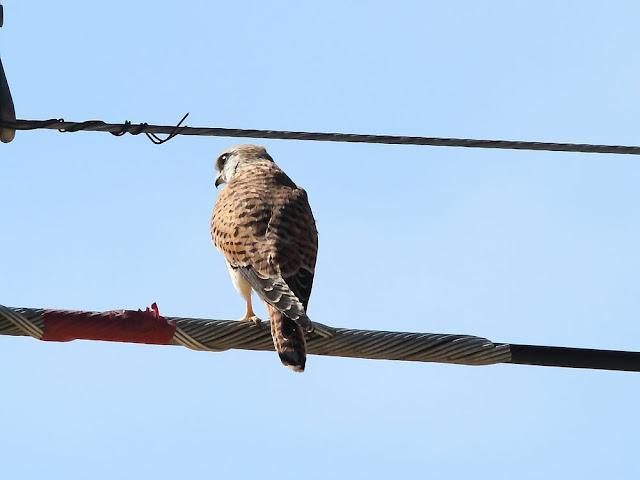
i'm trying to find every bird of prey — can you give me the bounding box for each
[211,145,318,371]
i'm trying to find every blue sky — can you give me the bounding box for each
[1,1,639,478]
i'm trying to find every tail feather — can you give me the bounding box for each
[266,303,306,372]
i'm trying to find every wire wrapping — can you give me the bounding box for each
[3,118,640,154]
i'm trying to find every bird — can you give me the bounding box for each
[210,144,318,371]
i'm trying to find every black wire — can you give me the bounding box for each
[508,344,640,372]
[3,117,640,154]
[143,112,189,144]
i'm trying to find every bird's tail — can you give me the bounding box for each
[266,303,307,372]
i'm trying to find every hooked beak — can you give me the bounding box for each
[214,175,224,188]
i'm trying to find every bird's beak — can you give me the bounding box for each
[214,175,224,188]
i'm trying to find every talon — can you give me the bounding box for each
[245,315,263,327]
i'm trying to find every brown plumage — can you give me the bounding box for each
[210,145,318,371]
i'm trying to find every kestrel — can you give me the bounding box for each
[210,145,318,371]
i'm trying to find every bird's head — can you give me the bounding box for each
[214,144,274,188]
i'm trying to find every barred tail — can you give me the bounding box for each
[266,303,307,372]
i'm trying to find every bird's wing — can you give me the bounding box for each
[265,187,317,310]
[234,266,310,329]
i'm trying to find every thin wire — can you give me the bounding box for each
[3,117,640,154]
[144,112,189,144]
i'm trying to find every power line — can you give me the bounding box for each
[508,344,640,372]
[2,117,640,155]
[1,304,638,372]
[1,2,640,154]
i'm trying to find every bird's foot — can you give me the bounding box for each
[242,315,263,327]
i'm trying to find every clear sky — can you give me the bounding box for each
[1,1,639,478]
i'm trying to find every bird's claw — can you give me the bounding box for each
[243,315,263,327]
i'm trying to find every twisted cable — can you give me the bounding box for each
[0,305,510,366]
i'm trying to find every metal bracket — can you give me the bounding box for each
[0,3,16,143]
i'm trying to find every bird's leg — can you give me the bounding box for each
[231,271,262,326]
[240,295,262,327]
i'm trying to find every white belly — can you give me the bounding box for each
[225,260,252,302]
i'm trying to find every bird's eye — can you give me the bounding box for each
[217,154,228,170]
